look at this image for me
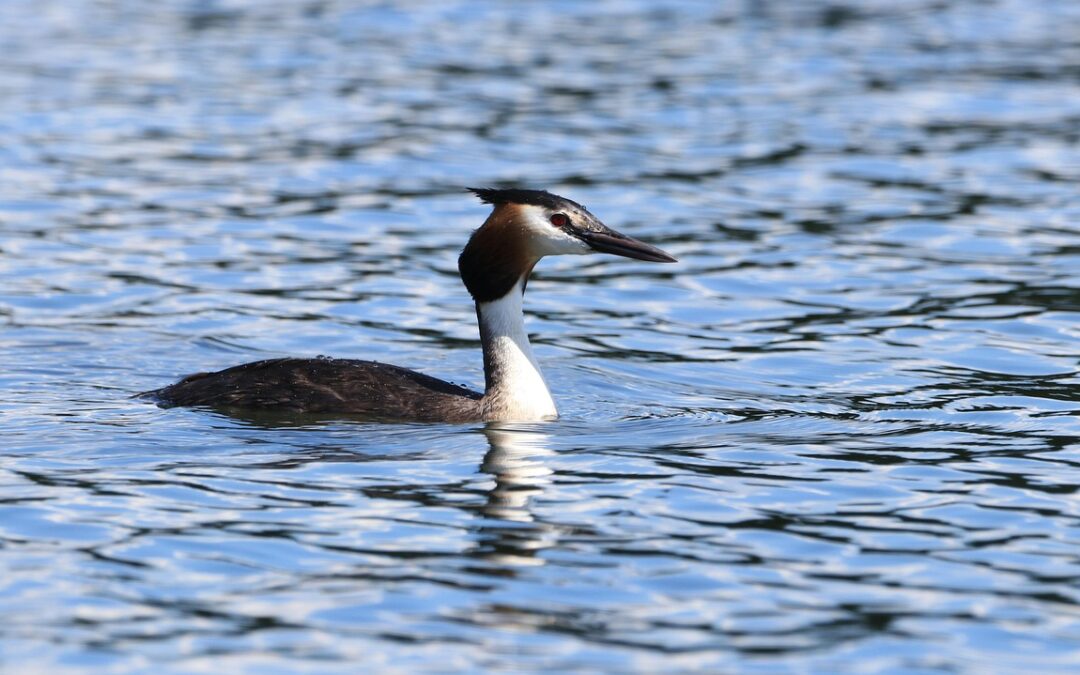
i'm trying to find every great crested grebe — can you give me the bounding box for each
[141,188,676,422]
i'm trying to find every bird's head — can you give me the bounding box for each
[459,188,676,302]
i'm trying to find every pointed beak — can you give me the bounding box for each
[574,226,678,263]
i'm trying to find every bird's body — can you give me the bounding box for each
[150,357,484,422]
[141,188,676,422]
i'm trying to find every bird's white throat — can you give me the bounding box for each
[477,280,557,421]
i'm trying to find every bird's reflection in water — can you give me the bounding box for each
[185,408,559,569]
[470,425,557,569]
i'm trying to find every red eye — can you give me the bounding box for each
[550,213,569,227]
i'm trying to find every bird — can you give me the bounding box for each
[139,188,677,422]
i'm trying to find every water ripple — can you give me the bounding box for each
[3,0,1080,671]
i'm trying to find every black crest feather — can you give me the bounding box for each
[467,187,582,211]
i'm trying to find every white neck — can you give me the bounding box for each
[476,280,558,422]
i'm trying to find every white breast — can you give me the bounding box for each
[477,282,558,421]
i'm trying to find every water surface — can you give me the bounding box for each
[2,0,1079,671]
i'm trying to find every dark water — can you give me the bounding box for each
[3,0,1080,671]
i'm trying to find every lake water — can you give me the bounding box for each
[2,0,1079,671]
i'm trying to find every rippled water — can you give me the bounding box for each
[2,0,1080,671]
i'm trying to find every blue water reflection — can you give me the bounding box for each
[2,0,1079,671]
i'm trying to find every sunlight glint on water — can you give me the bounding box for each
[1,0,1079,671]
